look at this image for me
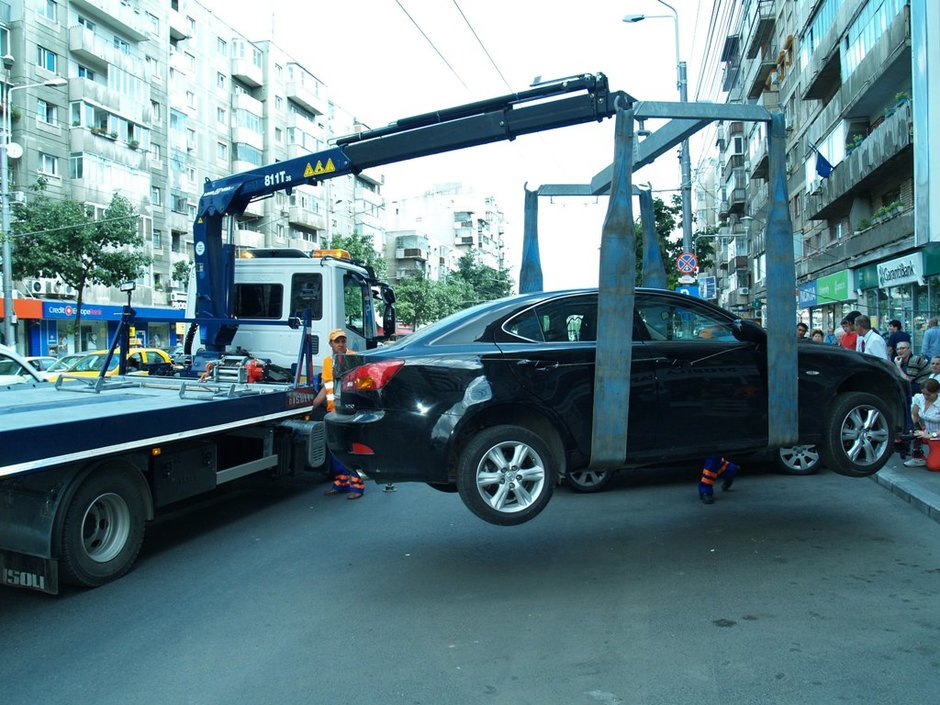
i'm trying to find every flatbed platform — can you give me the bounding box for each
[0,376,316,478]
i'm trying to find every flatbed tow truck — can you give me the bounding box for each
[0,74,621,594]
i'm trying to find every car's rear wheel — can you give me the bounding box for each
[820,392,894,477]
[775,444,822,475]
[566,468,615,493]
[456,425,555,526]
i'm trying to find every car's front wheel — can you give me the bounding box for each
[775,444,822,475]
[457,425,555,526]
[821,392,894,477]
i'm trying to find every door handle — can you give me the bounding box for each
[516,359,560,370]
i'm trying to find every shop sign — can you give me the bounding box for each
[876,253,923,288]
[816,270,853,304]
[798,282,817,308]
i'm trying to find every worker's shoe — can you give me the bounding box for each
[903,457,927,467]
[721,477,734,491]
[347,492,364,500]
[700,493,714,505]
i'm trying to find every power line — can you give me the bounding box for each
[450,0,513,92]
[395,0,470,91]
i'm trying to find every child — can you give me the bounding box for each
[698,455,739,504]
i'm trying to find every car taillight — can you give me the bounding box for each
[341,360,404,392]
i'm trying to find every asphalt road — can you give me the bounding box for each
[2,465,939,705]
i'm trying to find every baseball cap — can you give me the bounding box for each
[328,328,347,342]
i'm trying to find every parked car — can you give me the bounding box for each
[46,348,172,381]
[36,352,86,380]
[0,347,46,387]
[325,288,907,525]
[24,355,57,372]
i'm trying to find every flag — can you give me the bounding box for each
[815,151,833,179]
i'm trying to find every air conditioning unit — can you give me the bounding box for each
[10,191,26,204]
[26,279,43,295]
[739,286,750,295]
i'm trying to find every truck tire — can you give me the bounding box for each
[59,468,146,588]
[820,392,894,478]
[456,425,554,526]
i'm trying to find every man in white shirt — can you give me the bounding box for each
[855,314,889,359]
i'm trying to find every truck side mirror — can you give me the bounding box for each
[381,285,396,305]
[383,303,396,339]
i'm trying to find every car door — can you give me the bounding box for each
[634,293,767,455]
[494,293,658,464]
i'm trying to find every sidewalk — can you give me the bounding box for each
[871,454,940,524]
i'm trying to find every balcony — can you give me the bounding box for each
[722,154,745,185]
[71,0,150,41]
[68,77,150,125]
[68,26,112,69]
[168,6,190,41]
[232,58,263,88]
[805,100,913,221]
[747,44,778,99]
[287,206,326,232]
[743,0,775,60]
[286,80,326,116]
[234,229,264,249]
[395,248,428,261]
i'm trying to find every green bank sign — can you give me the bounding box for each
[815,270,853,304]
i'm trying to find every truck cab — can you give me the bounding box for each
[187,248,395,374]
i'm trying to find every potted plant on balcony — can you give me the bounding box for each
[895,91,910,107]
[129,140,139,150]
[845,133,865,155]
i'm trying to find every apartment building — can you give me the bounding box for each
[0,0,382,355]
[700,0,926,341]
[386,182,506,283]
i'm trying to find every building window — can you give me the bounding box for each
[37,99,57,125]
[39,152,58,176]
[274,127,282,143]
[36,46,57,73]
[113,36,130,54]
[152,229,162,248]
[216,72,226,89]
[216,141,228,161]
[38,0,57,22]
[217,37,227,55]
[185,90,196,109]
[171,193,187,214]
[151,186,162,205]
[275,95,283,110]
[150,100,161,123]
[216,106,226,124]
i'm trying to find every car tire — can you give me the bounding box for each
[820,391,894,477]
[775,444,822,475]
[59,468,147,588]
[456,425,555,526]
[565,468,615,493]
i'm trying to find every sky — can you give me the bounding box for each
[199,0,716,290]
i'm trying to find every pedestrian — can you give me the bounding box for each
[855,314,889,359]
[894,341,931,456]
[929,356,940,382]
[824,327,838,345]
[839,312,860,351]
[811,328,825,343]
[907,378,940,467]
[698,455,739,504]
[921,318,940,360]
[885,319,911,359]
[796,322,809,341]
[312,328,365,499]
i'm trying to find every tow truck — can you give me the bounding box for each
[0,74,621,593]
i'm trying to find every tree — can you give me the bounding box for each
[11,180,151,336]
[449,251,513,304]
[172,260,193,287]
[633,195,715,290]
[328,232,387,279]
[394,274,440,329]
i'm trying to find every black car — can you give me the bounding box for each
[325,289,906,525]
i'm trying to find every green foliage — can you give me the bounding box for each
[328,232,387,279]
[172,259,193,285]
[633,195,714,290]
[394,252,513,329]
[11,180,150,333]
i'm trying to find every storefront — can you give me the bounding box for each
[1,298,185,357]
[798,269,855,337]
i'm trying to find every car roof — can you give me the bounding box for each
[0,347,44,383]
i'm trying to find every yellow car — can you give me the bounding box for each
[48,348,172,381]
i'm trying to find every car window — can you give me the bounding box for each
[0,357,29,376]
[635,298,736,342]
[504,295,597,343]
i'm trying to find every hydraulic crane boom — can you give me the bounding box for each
[192,73,625,350]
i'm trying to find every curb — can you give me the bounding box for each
[871,465,940,524]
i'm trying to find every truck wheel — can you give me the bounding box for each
[566,468,615,493]
[60,468,146,588]
[456,425,554,526]
[775,444,821,475]
[820,392,893,478]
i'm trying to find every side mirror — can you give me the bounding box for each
[381,284,396,305]
[732,318,766,344]
[383,303,397,339]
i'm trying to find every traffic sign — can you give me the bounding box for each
[676,284,700,298]
[675,253,698,274]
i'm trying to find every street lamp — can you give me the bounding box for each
[1,55,67,347]
[624,0,693,256]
